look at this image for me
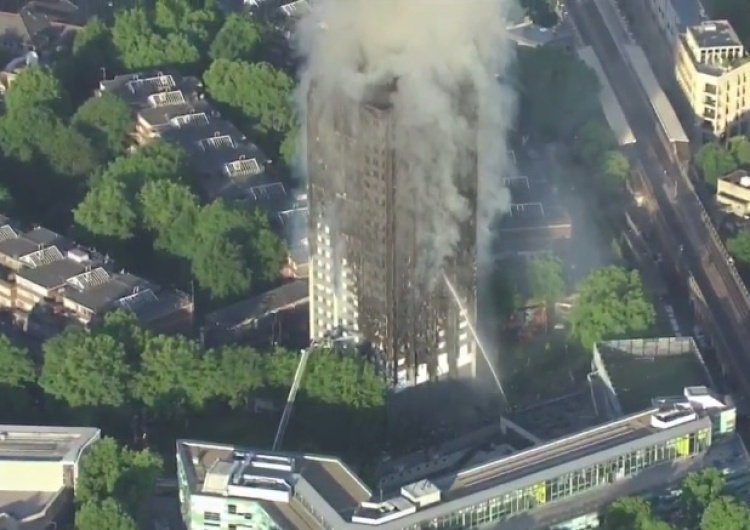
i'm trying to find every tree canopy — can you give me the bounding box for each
[570,266,655,348]
[75,498,137,530]
[73,93,133,160]
[694,139,750,187]
[600,469,750,530]
[528,254,566,303]
[204,59,294,135]
[517,47,599,140]
[76,436,163,516]
[727,231,750,267]
[210,14,262,61]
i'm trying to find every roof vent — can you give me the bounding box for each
[739,175,750,188]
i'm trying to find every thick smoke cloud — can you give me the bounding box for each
[294,0,516,280]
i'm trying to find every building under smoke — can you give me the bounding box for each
[307,79,478,390]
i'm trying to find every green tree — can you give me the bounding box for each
[40,329,132,408]
[701,495,750,530]
[518,47,599,140]
[112,8,200,71]
[215,345,264,408]
[601,150,630,182]
[602,497,673,530]
[695,142,737,187]
[73,93,133,159]
[491,268,523,318]
[138,179,200,258]
[280,126,298,166]
[210,14,262,61]
[190,201,283,299]
[528,254,566,303]
[728,135,750,166]
[3,65,68,114]
[0,334,34,387]
[61,18,118,98]
[681,469,726,528]
[134,335,216,414]
[728,231,750,266]
[75,499,137,530]
[75,141,191,237]
[574,120,617,166]
[570,266,656,348]
[204,59,294,133]
[41,121,100,178]
[74,175,138,238]
[302,348,386,408]
[76,437,163,514]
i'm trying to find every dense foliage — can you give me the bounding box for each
[517,46,600,141]
[0,310,386,460]
[570,265,656,348]
[0,0,295,303]
[695,137,750,187]
[601,469,750,530]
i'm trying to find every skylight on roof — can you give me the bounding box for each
[19,246,64,268]
[246,182,287,202]
[200,134,235,151]
[147,90,186,108]
[0,224,17,243]
[66,267,111,291]
[117,288,159,311]
[127,74,176,94]
[171,112,209,128]
[225,158,262,179]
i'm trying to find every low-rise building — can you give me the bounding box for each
[0,0,82,55]
[0,424,100,530]
[98,71,310,272]
[675,19,750,141]
[717,169,750,217]
[0,215,192,336]
[177,388,737,530]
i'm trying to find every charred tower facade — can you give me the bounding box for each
[307,81,478,390]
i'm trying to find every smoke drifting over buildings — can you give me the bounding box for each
[294,0,516,280]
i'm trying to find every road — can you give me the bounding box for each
[567,0,750,405]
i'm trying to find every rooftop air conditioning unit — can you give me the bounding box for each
[740,175,750,188]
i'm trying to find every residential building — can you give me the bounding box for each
[0,0,83,55]
[0,425,100,530]
[306,79,477,390]
[201,279,308,347]
[176,385,737,530]
[98,72,309,273]
[0,215,192,336]
[716,169,750,217]
[491,174,571,259]
[675,19,750,141]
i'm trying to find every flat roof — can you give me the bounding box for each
[493,175,571,232]
[577,46,636,146]
[594,338,710,414]
[0,425,100,463]
[179,440,370,517]
[178,405,714,530]
[624,44,689,144]
[205,280,309,329]
[689,20,742,49]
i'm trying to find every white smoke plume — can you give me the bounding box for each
[293,0,516,280]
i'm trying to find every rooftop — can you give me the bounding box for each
[178,393,722,530]
[204,279,308,330]
[506,19,573,48]
[689,20,743,49]
[492,175,571,233]
[720,169,750,187]
[0,424,100,463]
[593,337,711,414]
[0,490,57,521]
[0,219,190,322]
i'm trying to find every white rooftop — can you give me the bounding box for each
[0,425,100,463]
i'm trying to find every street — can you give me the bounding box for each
[567,0,750,407]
